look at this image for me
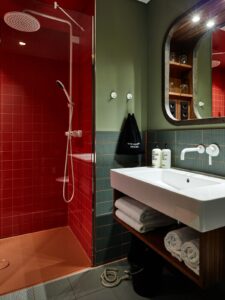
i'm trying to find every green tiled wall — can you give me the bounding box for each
[94,131,143,265]
[148,129,225,177]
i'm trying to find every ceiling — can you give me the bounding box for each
[39,0,94,15]
[39,0,150,15]
[1,0,149,17]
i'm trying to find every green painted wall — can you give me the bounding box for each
[96,0,148,131]
[147,0,224,130]
[195,33,212,119]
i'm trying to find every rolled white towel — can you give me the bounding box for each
[181,239,200,276]
[115,209,155,233]
[115,196,166,223]
[164,227,199,262]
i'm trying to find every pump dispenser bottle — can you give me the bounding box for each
[152,145,162,168]
[161,144,171,168]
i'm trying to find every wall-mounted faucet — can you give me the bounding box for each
[180,145,205,160]
[206,144,220,165]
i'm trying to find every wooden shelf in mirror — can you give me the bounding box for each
[169,92,193,99]
[169,61,192,69]
[168,54,194,120]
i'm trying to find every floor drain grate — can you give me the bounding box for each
[0,259,9,270]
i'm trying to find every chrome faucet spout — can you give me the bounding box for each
[180,145,205,161]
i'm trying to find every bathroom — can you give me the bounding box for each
[1,0,225,299]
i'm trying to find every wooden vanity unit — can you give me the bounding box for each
[113,189,225,289]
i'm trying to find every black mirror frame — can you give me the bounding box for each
[162,0,225,126]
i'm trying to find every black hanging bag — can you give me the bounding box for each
[116,113,144,155]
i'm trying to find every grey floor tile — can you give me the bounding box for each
[68,268,105,298]
[69,260,129,298]
[0,288,34,300]
[33,279,75,300]
[78,288,118,300]
[7,260,225,300]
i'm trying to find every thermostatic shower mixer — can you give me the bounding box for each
[65,130,83,138]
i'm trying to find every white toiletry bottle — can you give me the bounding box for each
[152,145,162,168]
[161,144,171,168]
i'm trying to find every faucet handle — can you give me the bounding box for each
[197,144,205,154]
[206,144,220,165]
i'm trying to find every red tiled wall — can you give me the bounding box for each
[0,52,69,238]
[0,1,93,262]
[212,69,225,117]
[68,14,93,261]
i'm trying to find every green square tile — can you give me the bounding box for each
[96,131,120,143]
[96,200,113,216]
[202,160,225,177]
[96,154,115,166]
[96,143,117,155]
[96,234,123,251]
[96,178,111,191]
[176,130,203,145]
[96,223,123,238]
[203,129,225,147]
[175,155,204,172]
[148,130,157,143]
[95,245,123,265]
[96,167,111,178]
[95,213,114,227]
[156,130,176,146]
[96,190,113,203]
[175,144,204,160]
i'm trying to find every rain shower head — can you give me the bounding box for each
[4,11,40,32]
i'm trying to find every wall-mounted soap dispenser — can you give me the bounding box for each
[152,145,161,168]
[161,144,171,168]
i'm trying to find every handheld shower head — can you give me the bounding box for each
[56,80,65,89]
[56,80,73,105]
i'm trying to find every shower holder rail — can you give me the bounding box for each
[65,130,82,138]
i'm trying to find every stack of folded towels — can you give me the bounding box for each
[164,227,200,275]
[115,196,175,234]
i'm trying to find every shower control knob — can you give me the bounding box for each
[65,130,82,138]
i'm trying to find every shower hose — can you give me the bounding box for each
[100,268,131,288]
[63,104,75,203]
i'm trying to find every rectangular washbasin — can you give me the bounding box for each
[110,167,225,232]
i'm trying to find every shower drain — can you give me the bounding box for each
[0,259,9,270]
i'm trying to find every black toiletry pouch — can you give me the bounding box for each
[116,113,144,155]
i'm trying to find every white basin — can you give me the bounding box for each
[110,167,225,232]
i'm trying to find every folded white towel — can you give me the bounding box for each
[181,239,200,276]
[115,196,168,223]
[115,209,155,233]
[169,249,183,262]
[164,227,199,262]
